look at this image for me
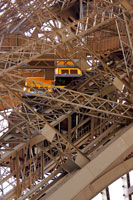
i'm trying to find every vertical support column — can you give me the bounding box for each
[29,145,32,188]
[0,167,4,195]
[80,0,84,39]
[101,187,110,200]
[100,118,102,135]
[59,122,61,133]
[76,114,78,139]
[68,115,71,142]
[91,117,94,140]
[68,115,72,159]
[80,0,83,19]
[127,173,132,200]
[41,151,44,180]
[122,174,129,200]
[0,35,4,49]
[16,151,20,199]
[129,73,133,103]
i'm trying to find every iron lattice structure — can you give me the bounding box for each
[0,0,133,199]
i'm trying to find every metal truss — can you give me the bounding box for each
[0,0,132,106]
[0,73,132,198]
[0,0,130,93]
[0,0,132,199]
[37,123,133,200]
[0,104,126,199]
[0,73,129,198]
[1,74,132,120]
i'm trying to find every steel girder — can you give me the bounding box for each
[0,0,133,199]
[1,75,132,119]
